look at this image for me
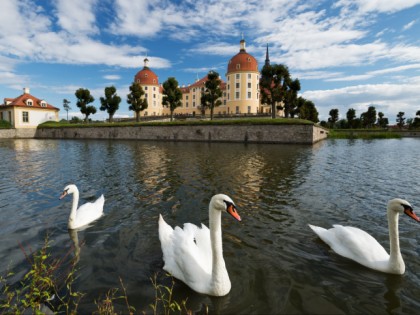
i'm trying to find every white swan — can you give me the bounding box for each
[309,198,420,274]
[158,194,241,296]
[59,184,105,230]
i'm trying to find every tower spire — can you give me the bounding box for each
[265,43,270,67]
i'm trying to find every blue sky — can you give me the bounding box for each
[1,0,420,122]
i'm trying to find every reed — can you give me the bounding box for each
[0,236,198,315]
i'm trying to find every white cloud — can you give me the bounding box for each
[55,0,99,35]
[302,79,420,120]
[403,20,417,31]
[103,75,121,80]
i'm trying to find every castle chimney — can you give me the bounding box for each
[23,87,30,94]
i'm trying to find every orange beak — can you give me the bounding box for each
[59,191,68,200]
[404,208,420,222]
[227,204,241,221]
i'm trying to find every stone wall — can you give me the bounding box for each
[34,124,328,144]
[0,128,37,138]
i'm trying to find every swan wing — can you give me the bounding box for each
[309,224,389,269]
[75,194,104,228]
[158,215,211,292]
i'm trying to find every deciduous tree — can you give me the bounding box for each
[100,86,121,123]
[75,88,96,122]
[328,108,339,128]
[127,82,148,122]
[201,71,223,120]
[63,99,71,121]
[162,77,183,121]
[260,64,291,119]
[396,112,405,129]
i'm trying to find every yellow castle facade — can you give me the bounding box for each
[134,39,275,117]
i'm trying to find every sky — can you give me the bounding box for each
[1,0,420,122]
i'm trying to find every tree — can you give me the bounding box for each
[63,99,71,121]
[201,71,223,120]
[361,106,376,128]
[396,112,405,129]
[346,108,356,129]
[377,112,389,128]
[75,88,96,122]
[127,82,148,122]
[283,78,301,118]
[328,108,339,128]
[410,110,420,129]
[100,86,121,123]
[162,77,183,121]
[297,97,319,123]
[260,63,291,118]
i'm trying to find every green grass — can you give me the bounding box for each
[0,120,12,129]
[329,129,402,139]
[38,117,314,128]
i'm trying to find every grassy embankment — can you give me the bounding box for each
[38,117,314,128]
[328,129,403,139]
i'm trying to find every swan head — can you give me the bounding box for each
[388,198,420,222]
[210,194,241,221]
[59,184,78,199]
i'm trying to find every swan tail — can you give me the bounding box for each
[308,224,327,236]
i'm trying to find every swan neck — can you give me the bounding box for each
[387,208,403,271]
[209,206,225,280]
[68,189,79,227]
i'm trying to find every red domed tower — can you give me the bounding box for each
[134,58,162,116]
[226,38,260,114]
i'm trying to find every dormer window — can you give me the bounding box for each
[236,64,240,69]
[145,73,148,78]
[26,99,33,106]
[40,100,47,107]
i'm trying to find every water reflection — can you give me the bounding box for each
[1,138,420,314]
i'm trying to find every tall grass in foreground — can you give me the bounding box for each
[0,236,198,314]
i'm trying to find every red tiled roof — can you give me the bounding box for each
[185,75,226,90]
[2,93,59,110]
[134,67,159,85]
[227,51,258,73]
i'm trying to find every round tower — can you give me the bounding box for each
[134,58,162,116]
[226,38,260,115]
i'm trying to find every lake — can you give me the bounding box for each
[1,138,420,314]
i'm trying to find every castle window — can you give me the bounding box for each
[26,100,33,106]
[22,111,29,122]
[248,106,251,113]
[235,92,240,99]
[40,101,47,107]
[248,92,251,99]
[153,79,156,83]
[145,73,148,77]
[236,74,240,79]
[236,64,240,70]
[145,86,148,90]
[247,57,251,62]
[248,74,251,79]
[236,83,240,89]
[248,82,251,88]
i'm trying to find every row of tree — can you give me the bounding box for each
[323,106,420,129]
[63,62,320,123]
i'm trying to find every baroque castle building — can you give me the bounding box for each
[134,38,276,117]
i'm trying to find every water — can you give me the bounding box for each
[1,138,420,314]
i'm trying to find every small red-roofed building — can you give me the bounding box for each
[0,88,59,128]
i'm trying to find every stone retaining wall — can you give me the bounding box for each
[0,128,37,138]
[32,124,328,144]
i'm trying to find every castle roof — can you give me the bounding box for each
[227,39,258,73]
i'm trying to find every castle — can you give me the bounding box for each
[134,38,278,117]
